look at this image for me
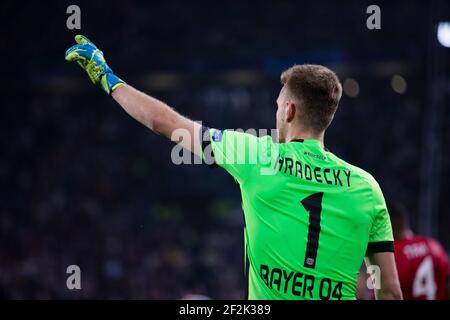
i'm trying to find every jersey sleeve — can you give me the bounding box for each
[366,180,395,253]
[201,127,274,184]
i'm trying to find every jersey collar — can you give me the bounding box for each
[289,139,330,152]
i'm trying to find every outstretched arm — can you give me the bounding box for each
[65,35,202,156]
[111,84,202,156]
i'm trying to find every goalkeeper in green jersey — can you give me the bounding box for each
[65,35,403,300]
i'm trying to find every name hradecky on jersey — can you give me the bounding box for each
[275,156,352,187]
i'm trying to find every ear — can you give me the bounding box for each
[285,102,297,122]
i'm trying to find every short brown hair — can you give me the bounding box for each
[281,64,342,132]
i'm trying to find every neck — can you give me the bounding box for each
[285,128,324,145]
[396,228,414,241]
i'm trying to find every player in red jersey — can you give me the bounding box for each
[388,202,449,300]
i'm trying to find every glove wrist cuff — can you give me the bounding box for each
[100,73,125,95]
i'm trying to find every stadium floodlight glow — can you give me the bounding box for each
[437,22,450,48]
[343,78,360,98]
[391,75,407,94]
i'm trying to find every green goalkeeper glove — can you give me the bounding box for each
[65,35,124,95]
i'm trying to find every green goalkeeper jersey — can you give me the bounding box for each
[201,128,394,300]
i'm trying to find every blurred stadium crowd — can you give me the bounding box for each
[1,0,449,298]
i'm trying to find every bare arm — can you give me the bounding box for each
[365,252,403,300]
[356,266,368,300]
[111,84,203,157]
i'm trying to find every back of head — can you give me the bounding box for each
[387,201,410,240]
[280,64,342,133]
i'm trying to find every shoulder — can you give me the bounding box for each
[327,151,380,189]
[424,237,448,259]
[220,129,274,144]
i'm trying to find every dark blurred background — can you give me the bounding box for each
[1,0,449,299]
